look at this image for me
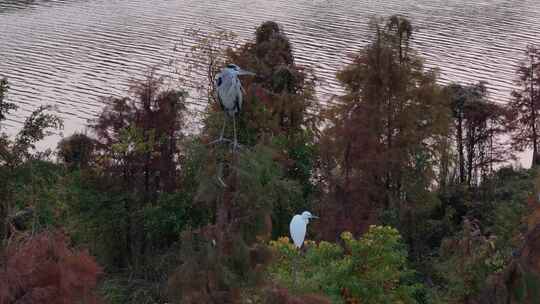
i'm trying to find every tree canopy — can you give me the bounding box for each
[1,17,540,304]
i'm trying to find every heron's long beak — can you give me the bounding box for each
[310,215,319,219]
[237,69,256,76]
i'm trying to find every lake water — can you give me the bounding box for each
[1,0,539,164]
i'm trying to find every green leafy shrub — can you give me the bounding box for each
[268,225,423,303]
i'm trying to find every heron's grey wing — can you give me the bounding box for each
[215,72,223,88]
[215,73,225,109]
[217,92,225,111]
[233,77,243,112]
[218,73,237,111]
[290,215,306,248]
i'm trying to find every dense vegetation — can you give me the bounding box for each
[1,17,540,303]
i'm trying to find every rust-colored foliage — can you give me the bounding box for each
[90,72,188,266]
[0,231,102,304]
[318,96,383,239]
[92,72,187,194]
[340,287,362,304]
[263,286,332,304]
[318,16,450,240]
[225,21,317,139]
[167,227,274,304]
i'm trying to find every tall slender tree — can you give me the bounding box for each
[0,79,62,244]
[90,72,187,266]
[446,82,509,186]
[506,45,540,167]
[168,22,313,303]
[0,78,12,243]
[222,21,319,235]
[319,16,451,239]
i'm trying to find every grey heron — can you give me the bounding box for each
[211,64,255,148]
[289,211,318,248]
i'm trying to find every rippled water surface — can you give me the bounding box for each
[1,0,540,142]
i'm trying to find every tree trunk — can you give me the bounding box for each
[457,114,465,184]
[466,128,475,186]
[387,98,393,188]
[0,202,6,244]
[531,56,539,167]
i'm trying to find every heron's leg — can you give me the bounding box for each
[216,162,227,188]
[208,114,230,146]
[219,113,227,140]
[232,114,238,150]
[292,251,298,287]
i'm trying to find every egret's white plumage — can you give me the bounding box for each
[212,64,255,147]
[289,211,318,248]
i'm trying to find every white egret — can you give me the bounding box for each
[289,211,318,248]
[289,211,318,287]
[211,64,255,148]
